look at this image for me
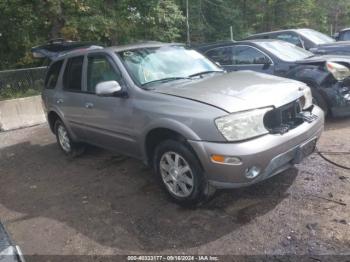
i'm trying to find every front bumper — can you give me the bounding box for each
[188,106,324,189]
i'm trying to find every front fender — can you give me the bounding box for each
[286,65,331,87]
[139,118,203,161]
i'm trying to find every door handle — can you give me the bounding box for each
[85,102,94,109]
[56,99,63,104]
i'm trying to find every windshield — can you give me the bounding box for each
[118,46,221,86]
[298,29,335,45]
[257,41,313,62]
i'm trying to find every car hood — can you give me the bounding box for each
[311,41,350,55]
[151,71,306,113]
[296,54,350,64]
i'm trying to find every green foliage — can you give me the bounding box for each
[1,0,350,70]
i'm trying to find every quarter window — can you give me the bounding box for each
[206,47,233,66]
[233,46,270,65]
[87,55,121,93]
[63,56,84,91]
[45,60,63,89]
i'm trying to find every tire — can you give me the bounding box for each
[54,119,85,158]
[311,88,329,116]
[153,140,215,207]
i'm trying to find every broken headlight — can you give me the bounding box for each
[215,107,273,141]
[300,85,313,109]
[326,61,350,81]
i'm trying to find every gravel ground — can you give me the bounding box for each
[0,119,349,258]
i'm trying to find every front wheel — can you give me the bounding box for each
[154,140,215,207]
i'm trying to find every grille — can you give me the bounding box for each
[264,99,304,134]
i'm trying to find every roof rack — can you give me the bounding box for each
[57,45,104,58]
[31,40,104,59]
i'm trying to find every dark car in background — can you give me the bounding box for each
[197,39,350,117]
[334,28,350,41]
[245,28,350,56]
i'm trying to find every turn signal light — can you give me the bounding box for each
[211,155,242,165]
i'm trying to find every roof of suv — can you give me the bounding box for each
[51,41,185,61]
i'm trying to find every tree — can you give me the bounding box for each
[1,0,350,69]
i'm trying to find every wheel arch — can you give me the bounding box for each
[47,110,76,139]
[47,111,61,133]
[142,120,202,167]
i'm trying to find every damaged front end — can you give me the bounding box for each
[264,98,318,135]
[324,80,350,117]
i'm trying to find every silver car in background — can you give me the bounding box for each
[42,42,324,206]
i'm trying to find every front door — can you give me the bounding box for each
[229,45,275,74]
[80,54,139,157]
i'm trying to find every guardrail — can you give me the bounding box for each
[0,66,47,100]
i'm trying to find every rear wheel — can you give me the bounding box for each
[154,140,215,207]
[54,119,85,157]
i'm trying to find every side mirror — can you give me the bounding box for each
[264,58,272,65]
[262,57,272,69]
[95,81,122,96]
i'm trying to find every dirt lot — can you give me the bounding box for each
[0,118,349,258]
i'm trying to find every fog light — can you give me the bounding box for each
[211,155,242,165]
[245,166,261,179]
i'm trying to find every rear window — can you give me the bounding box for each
[63,56,84,91]
[45,60,63,89]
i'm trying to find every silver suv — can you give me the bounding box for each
[42,42,324,206]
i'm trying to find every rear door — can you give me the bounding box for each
[230,45,275,74]
[54,56,87,138]
[205,46,234,70]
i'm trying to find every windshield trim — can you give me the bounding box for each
[115,51,143,87]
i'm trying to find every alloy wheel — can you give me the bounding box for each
[57,124,71,152]
[159,151,194,198]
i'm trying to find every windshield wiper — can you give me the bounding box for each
[188,70,224,78]
[141,77,190,87]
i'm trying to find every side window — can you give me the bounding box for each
[275,33,302,47]
[87,55,122,93]
[45,60,63,89]
[233,46,270,65]
[63,56,84,91]
[341,31,350,41]
[206,47,233,66]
